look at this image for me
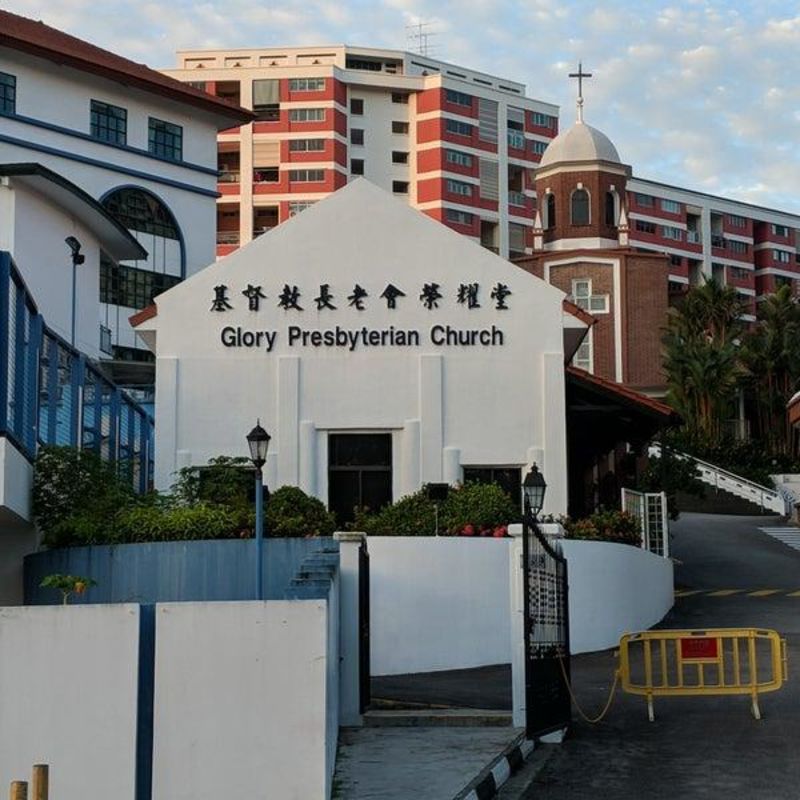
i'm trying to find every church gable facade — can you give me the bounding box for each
[134,179,571,520]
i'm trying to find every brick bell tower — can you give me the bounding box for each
[533,65,632,252]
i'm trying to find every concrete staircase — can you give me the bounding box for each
[649,445,786,516]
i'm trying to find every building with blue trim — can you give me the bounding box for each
[0,164,156,602]
[0,9,251,397]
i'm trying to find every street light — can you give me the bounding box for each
[64,236,85,347]
[246,420,271,600]
[522,464,547,519]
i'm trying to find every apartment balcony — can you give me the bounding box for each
[217,231,240,245]
[218,170,240,184]
[508,190,526,208]
[711,234,727,248]
[686,230,701,244]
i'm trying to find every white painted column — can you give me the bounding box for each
[443,446,461,485]
[497,99,510,260]
[155,357,179,490]
[542,352,568,516]
[334,531,365,727]
[277,356,300,486]
[508,522,526,729]
[701,206,713,278]
[401,419,421,496]
[419,354,443,483]
[239,78,254,244]
[299,420,317,496]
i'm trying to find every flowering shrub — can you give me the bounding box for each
[563,509,642,547]
[353,482,520,536]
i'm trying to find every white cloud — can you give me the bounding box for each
[4,0,800,211]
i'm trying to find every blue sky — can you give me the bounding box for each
[6,0,800,212]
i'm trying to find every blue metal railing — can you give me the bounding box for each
[0,251,153,491]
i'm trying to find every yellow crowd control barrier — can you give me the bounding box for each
[618,628,787,721]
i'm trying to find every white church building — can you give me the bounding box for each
[133,179,581,518]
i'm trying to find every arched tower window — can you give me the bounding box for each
[546,193,556,229]
[605,191,618,226]
[571,188,590,226]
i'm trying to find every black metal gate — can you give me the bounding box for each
[358,540,371,713]
[522,518,571,738]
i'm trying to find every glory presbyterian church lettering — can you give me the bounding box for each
[211,279,510,353]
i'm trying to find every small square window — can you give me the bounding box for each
[392,181,409,194]
[0,72,17,115]
[91,100,127,145]
[391,93,409,104]
[148,117,183,161]
[392,121,409,134]
[350,98,364,115]
[351,128,364,145]
[392,151,409,164]
[351,159,364,176]
[572,280,591,298]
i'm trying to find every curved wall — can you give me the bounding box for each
[368,536,674,675]
[561,539,674,654]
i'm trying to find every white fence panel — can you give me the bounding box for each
[622,488,669,558]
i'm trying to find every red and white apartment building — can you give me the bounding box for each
[625,178,800,319]
[162,45,560,261]
[163,45,800,320]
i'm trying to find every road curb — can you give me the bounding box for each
[451,732,535,800]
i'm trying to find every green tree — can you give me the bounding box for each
[662,280,745,445]
[740,286,800,454]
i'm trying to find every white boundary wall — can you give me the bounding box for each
[152,597,338,800]
[369,536,674,675]
[0,605,140,800]
[561,540,674,654]
[369,537,511,675]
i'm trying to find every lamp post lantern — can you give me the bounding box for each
[522,464,547,520]
[246,420,271,600]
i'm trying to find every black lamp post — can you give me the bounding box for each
[246,420,271,600]
[522,464,547,521]
[64,236,85,347]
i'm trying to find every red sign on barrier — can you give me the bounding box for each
[680,637,719,660]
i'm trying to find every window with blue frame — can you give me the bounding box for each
[90,100,127,145]
[148,117,183,161]
[0,72,16,114]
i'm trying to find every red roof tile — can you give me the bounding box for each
[129,304,157,327]
[566,365,677,420]
[562,299,596,326]
[0,10,253,125]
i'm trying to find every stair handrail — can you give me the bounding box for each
[648,444,781,500]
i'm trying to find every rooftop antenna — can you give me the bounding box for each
[568,61,593,123]
[406,20,439,57]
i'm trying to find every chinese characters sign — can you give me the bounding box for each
[211,282,512,313]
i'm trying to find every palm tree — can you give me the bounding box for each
[740,285,800,453]
[663,279,746,445]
